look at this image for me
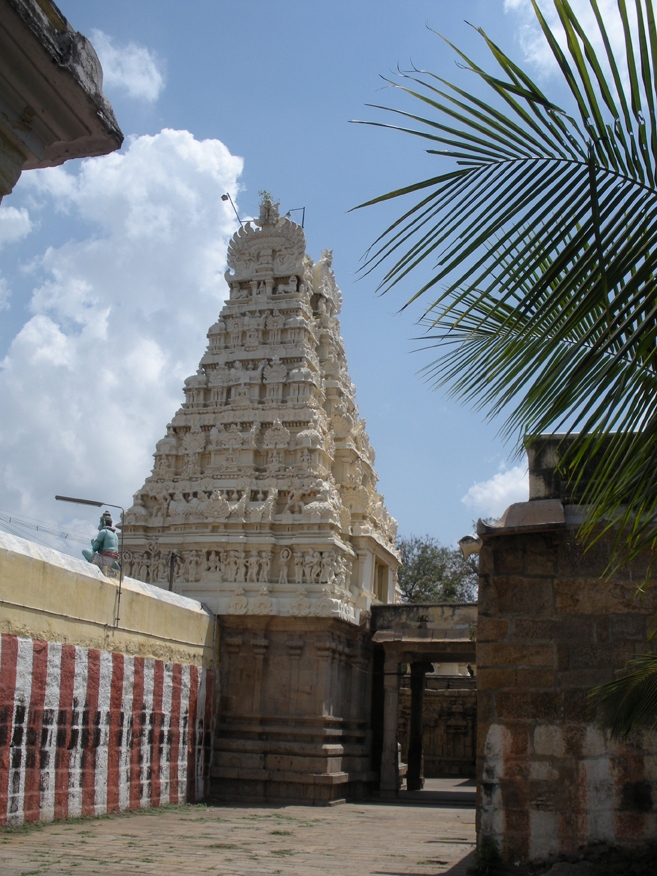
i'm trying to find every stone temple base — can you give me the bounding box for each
[211,616,374,805]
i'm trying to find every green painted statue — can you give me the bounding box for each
[83,511,120,571]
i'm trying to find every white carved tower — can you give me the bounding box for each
[122,195,400,620]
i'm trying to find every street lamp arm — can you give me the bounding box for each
[55,495,103,507]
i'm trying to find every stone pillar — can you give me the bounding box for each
[407,662,432,792]
[251,637,269,713]
[350,653,367,721]
[315,637,334,717]
[362,552,374,597]
[286,638,304,714]
[380,653,401,798]
[386,567,395,603]
[332,641,344,717]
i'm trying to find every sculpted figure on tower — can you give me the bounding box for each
[122,193,399,620]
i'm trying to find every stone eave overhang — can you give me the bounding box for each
[476,498,596,540]
[0,0,123,177]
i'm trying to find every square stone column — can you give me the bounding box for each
[407,661,433,791]
[380,654,401,798]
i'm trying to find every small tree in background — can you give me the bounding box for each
[397,534,477,604]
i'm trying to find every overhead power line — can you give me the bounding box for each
[0,510,92,546]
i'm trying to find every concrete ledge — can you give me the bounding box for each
[0,531,215,665]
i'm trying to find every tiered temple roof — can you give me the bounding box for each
[122,195,399,622]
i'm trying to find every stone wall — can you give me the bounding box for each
[0,533,216,825]
[399,684,476,778]
[212,615,373,804]
[477,527,657,862]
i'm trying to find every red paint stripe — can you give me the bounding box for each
[54,644,76,822]
[129,658,145,810]
[81,650,100,817]
[202,671,214,800]
[186,666,198,803]
[22,640,49,823]
[150,661,164,808]
[106,653,124,814]
[0,634,19,826]
[169,664,182,804]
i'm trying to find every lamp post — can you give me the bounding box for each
[55,495,125,627]
[221,192,242,226]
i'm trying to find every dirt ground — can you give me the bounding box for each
[0,799,476,876]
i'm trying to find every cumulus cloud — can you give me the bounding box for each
[91,29,165,102]
[504,0,626,78]
[0,205,32,247]
[461,464,528,520]
[0,129,243,552]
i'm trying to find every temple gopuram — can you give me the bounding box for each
[122,194,400,803]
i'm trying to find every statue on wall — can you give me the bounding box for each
[82,511,120,572]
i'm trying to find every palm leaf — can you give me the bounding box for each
[590,654,657,737]
[353,0,657,570]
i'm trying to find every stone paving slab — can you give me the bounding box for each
[0,800,476,876]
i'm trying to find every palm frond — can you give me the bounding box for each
[354,0,657,568]
[590,654,657,737]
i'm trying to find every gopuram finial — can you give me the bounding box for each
[257,190,280,227]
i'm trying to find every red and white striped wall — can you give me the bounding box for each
[0,633,214,826]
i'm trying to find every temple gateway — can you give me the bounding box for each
[122,194,401,803]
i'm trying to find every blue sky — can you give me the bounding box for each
[0,0,600,551]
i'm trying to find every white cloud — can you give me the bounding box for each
[0,205,32,247]
[0,128,243,553]
[461,464,528,520]
[0,277,10,311]
[504,0,626,79]
[91,29,165,102]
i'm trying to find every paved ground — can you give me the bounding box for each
[1,793,476,876]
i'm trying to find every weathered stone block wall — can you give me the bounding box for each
[399,686,476,778]
[0,533,217,826]
[477,529,657,863]
[213,615,373,804]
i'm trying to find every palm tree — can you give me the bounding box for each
[354,0,657,732]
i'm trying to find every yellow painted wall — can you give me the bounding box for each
[0,532,216,667]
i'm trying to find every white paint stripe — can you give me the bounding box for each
[118,657,134,812]
[140,660,155,808]
[177,664,191,801]
[195,670,207,801]
[7,637,34,826]
[66,646,88,818]
[94,651,113,816]
[159,663,173,805]
[39,642,62,823]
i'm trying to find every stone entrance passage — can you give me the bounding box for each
[370,604,477,798]
[399,673,477,780]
